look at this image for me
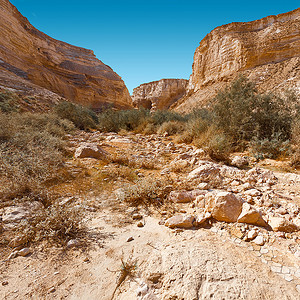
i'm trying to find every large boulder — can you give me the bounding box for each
[205,191,244,223]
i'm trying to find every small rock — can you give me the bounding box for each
[197,183,209,190]
[284,274,293,282]
[194,212,211,226]
[132,213,143,220]
[165,214,195,229]
[127,236,134,242]
[2,206,30,223]
[244,189,261,197]
[168,191,193,203]
[268,216,298,233]
[18,248,31,257]
[247,229,258,241]
[48,287,56,293]
[253,235,265,246]
[148,272,163,284]
[2,281,8,286]
[136,284,148,296]
[137,221,144,227]
[230,155,248,168]
[237,203,267,227]
[74,143,109,160]
[66,239,81,248]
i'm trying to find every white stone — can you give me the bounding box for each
[253,235,265,246]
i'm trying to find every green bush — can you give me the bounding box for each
[54,101,98,130]
[150,110,187,125]
[250,134,290,160]
[213,76,299,145]
[157,120,185,135]
[97,108,149,132]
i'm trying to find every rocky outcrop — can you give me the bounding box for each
[0,0,133,110]
[174,8,300,112]
[132,79,188,110]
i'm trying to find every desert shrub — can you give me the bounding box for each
[98,108,149,132]
[213,76,299,145]
[291,118,300,167]
[249,134,290,160]
[175,131,194,144]
[157,120,185,135]
[193,125,233,161]
[101,165,137,182]
[0,90,20,113]
[0,112,73,202]
[55,101,98,130]
[12,204,84,246]
[118,177,172,206]
[150,110,187,126]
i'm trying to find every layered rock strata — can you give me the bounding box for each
[132,79,188,110]
[174,8,300,112]
[0,0,132,110]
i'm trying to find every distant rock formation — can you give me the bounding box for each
[132,79,188,110]
[0,0,133,110]
[173,8,300,112]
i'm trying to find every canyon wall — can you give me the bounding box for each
[0,0,133,110]
[132,79,188,110]
[174,8,300,112]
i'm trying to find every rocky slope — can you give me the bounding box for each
[1,131,300,299]
[0,0,132,110]
[132,79,188,110]
[174,8,300,112]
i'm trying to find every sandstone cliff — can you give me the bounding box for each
[174,8,300,112]
[0,0,133,110]
[132,79,188,110]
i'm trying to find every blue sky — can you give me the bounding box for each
[10,0,300,93]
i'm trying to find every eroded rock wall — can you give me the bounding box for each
[132,79,188,110]
[174,8,300,112]
[0,0,133,110]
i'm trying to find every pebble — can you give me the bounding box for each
[137,221,144,227]
[247,229,258,241]
[260,247,268,254]
[253,235,265,246]
[2,281,8,286]
[132,213,143,220]
[284,274,293,282]
[18,248,31,257]
[48,287,56,293]
[127,236,134,242]
[67,239,81,248]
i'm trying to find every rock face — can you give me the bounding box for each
[132,79,188,110]
[0,0,133,110]
[174,8,300,112]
